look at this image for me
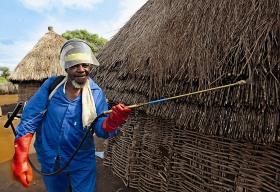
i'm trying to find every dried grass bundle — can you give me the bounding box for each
[94,0,280,143]
[9,27,66,82]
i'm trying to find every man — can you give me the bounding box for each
[12,39,131,191]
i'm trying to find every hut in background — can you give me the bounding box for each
[93,0,280,191]
[9,26,66,102]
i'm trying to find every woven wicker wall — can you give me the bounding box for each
[104,110,280,192]
[18,82,42,102]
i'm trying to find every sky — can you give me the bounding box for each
[0,0,148,71]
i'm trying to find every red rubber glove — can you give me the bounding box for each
[102,104,132,132]
[12,133,33,188]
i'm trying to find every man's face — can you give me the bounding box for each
[66,63,92,87]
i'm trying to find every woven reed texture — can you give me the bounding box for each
[104,111,280,192]
[98,0,280,190]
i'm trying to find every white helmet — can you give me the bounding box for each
[60,39,100,69]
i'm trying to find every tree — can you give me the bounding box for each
[0,66,10,79]
[62,29,108,54]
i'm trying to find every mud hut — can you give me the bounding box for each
[93,0,280,191]
[9,26,66,102]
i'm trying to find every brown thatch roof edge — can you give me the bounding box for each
[9,27,67,82]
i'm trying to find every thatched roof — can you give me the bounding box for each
[9,26,66,82]
[94,0,280,143]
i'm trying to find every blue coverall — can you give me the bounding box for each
[16,76,113,192]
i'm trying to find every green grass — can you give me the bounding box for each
[0,77,7,83]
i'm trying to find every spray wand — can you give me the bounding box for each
[103,80,247,115]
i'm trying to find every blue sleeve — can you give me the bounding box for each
[93,90,117,139]
[15,77,56,139]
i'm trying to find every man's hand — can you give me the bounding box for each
[102,104,132,132]
[12,133,33,187]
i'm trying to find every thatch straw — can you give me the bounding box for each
[94,0,280,143]
[9,27,66,82]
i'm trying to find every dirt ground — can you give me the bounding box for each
[0,94,18,105]
[0,154,136,192]
[0,94,138,192]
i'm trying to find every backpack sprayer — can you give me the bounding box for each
[4,79,246,176]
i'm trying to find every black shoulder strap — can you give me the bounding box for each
[48,75,66,95]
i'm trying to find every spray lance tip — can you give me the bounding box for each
[237,80,247,85]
